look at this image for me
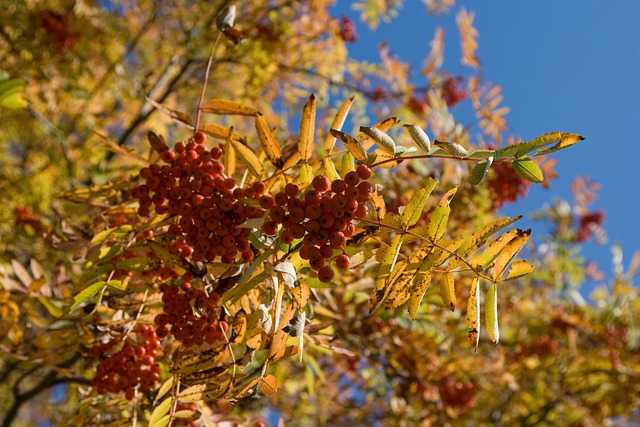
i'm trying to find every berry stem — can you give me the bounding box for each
[194,32,223,133]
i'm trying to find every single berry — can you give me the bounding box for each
[356,164,372,180]
[335,253,351,269]
[312,175,331,192]
[318,266,335,283]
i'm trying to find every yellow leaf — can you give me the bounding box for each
[370,235,404,313]
[325,96,354,152]
[492,229,531,280]
[485,283,499,344]
[255,113,284,169]
[260,374,279,396]
[299,94,316,162]
[229,309,247,344]
[148,397,172,427]
[407,272,431,320]
[466,277,480,352]
[322,157,340,182]
[438,272,456,311]
[422,28,444,75]
[331,129,367,163]
[200,99,258,115]
[147,240,191,277]
[457,8,480,69]
[401,178,437,228]
[469,228,521,272]
[201,123,231,140]
[229,136,264,178]
[504,259,534,281]
[426,185,457,241]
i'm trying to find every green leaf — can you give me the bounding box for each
[471,156,493,185]
[115,256,161,271]
[533,133,584,157]
[433,140,468,158]
[512,158,544,183]
[426,186,457,241]
[106,280,127,291]
[467,149,495,159]
[514,131,564,158]
[91,225,134,244]
[485,283,499,344]
[400,178,437,228]
[68,281,106,313]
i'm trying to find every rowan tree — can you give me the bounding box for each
[1,1,638,427]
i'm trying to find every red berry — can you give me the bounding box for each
[193,131,207,145]
[262,221,279,235]
[318,266,335,283]
[253,181,267,195]
[285,183,300,197]
[335,253,351,269]
[259,195,275,209]
[312,175,331,192]
[344,171,360,186]
[331,179,346,194]
[356,164,372,180]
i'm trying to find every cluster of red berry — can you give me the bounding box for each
[441,76,468,108]
[130,132,264,263]
[438,376,478,409]
[486,161,531,209]
[260,165,373,282]
[576,210,605,242]
[91,325,160,399]
[154,276,228,348]
[339,16,357,42]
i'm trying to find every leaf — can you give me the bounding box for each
[422,28,444,75]
[504,259,535,281]
[178,383,224,403]
[467,277,480,352]
[145,97,193,128]
[370,235,404,313]
[485,282,499,344]
[359,126,396,155]
[67,281,106,314]
[514,131,564,158]
[401,178,437,228]
[200,99,258,116]
[512,158,544,183]
[492,229,531,280]
[469,228,521,271]
[534,133,584,157]
[229,309,247,344]
[155,376,174,402]
[201,123,232,140]
[407,272,431,320]
[147,131,169,153]
[426,186,457,241]
[457,8,480,69]
[299,94,316,162]
[403,124,431,152]
[438,272,456,311]
[106,280,127,291]
[471,156,493,185]
[229,136,264,178]
[148,397,172,427]
[357,117,399,150]
[433,140,468,158]
[331,129,367,163]
[259,374,279,396]
[254,113,284,169]
[91,225,134,244]
[325,96,354,152]
[147,240,192,277]
[115,256,161,271]
[171,345,227,374]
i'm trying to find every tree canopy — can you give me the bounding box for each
[1,1,638,426]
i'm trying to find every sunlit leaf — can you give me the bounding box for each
[299,94,316,162]
[512,158,544,183]
[331,129,367,163]
[370,235,404,313]
[229,136,264,178]
[201,123,231,140]
[90,225,133,244]
[254,113,284,169]
[534,133,585,157]
[492,229,531,280]
[433,140,468,158]
[438,272,456,311]
[469,228,521,271]
[148,397,172,427]
[407,272,431,320]
[229,309,247,344]
[401,178,437,229]
[259,374,279,396]
[359,126,396,155]
[403,124,431,153]
[200,99,258,115]
[467,277,480,352]
[426,186,457,241]
[485,282,499,344]
[325,96,354,152]
[514,131,564,158]
[67,281,105,313]
[504,259,535,281]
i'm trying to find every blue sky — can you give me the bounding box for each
[333,1,640,288]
